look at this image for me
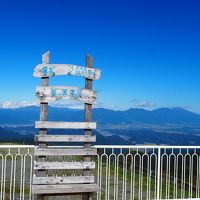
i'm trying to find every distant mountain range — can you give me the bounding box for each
[1,106,200,126]
[0,106,200,145]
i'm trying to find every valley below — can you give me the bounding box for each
[0,106,200,145]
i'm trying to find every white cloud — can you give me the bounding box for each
[131,99,156,109]
[0,101,37,109]
[50,101,84,109]
[50,101,121,110]
[0,100,123,111]
[0,100,157,111]
[0,101,84,109]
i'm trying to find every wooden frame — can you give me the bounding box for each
[33,52,100,200]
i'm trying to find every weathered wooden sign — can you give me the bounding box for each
[33,64,101,80]
[36,86,96,104]
[32,53,100,198]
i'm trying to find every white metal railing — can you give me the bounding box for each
[95,145,200,200]
[0,145,34,200]
[0,145,200,199]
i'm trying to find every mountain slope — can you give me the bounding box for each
[0,106,200,145]
[0,106,200,126]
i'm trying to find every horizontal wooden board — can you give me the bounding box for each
[32,176,95,185]
[32,183,100,194]
[35,121,96,129]
[36,135,96,142]
[36,86,96,104]
[34,161,95,170]
[34,148,97,156]
[33,64,101,80]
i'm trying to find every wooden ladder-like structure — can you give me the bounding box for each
[32,51,101,199]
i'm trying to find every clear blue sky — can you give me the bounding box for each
[0,0,200,112]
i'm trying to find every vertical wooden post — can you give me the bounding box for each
[82,54,93,200]
[36,51,50,200]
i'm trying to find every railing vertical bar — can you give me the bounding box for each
[96,153,100,200]
[146,152,150,200]
[113,149,117,200]
[129,149,133,200]
[116,152,119,200]
[99,151,103,200]
[154,150,158,199]
[173,152,176,199]
[156,147,161,200]
[132,150,136,200]
[121,149,125,200]
[105,151,108,200]
[20,153,23,200]
[189,151,192,198]
[165,152,169,199]
[141,151,144,200]
[107,152,112,200]
[0,154,4,200]
[3,153,5,200]
[29,149,33,200]
[138,151,142,200]
[198,155,200,198]
[181,149,184,199]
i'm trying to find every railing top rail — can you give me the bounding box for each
[0,144,200,149]
[48,145,200,149]
[0,145,35,148]
[36,145,200,149]
[94,145,200,149]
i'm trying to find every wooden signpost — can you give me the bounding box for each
[34,64,101,80]
[32,51,101,200]
[36,86,96,103]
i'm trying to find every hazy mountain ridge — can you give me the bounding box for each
[0,106,200,145]
[0,106,200,126]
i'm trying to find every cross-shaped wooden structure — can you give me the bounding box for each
[32,51,101,199]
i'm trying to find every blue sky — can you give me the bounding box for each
[0,0,200,112]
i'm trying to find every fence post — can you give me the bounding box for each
[157,147,161,200]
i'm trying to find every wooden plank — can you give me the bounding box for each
[33,176,95,185]
[36,135,96,142]
[35,121,96,129]
[36,86,96,104]
[34,148,97,156]
[33,64,101,80]
[34,161,95,170]
[32,184,100,194]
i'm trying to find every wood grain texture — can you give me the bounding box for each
[42,51,50,64]
[37,50,50,200]
[83,54,93,200]
[32,184,100,194]
[34,161,95,170]
[33,176,95,185]
[34,148,97,156]
[36,135,96,142]
[33,64,101,80]
[36,86,96,104]
[35,121,96,129]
